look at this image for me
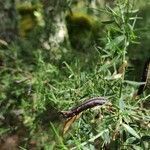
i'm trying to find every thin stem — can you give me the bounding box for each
[119,0,131,98]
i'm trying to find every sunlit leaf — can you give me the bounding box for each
[101,129,110,144]
[119,99,125,111]
[122,123,140,139]
[124,80,146,86]
[0,39,8,46]
[132,138,140,144]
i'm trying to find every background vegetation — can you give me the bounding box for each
[0,0,150,149]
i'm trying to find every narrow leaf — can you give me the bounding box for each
[122,123,140,139]
[63,113,82,134]
[124,80,146,86]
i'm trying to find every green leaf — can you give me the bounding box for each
[114,35,125,45]
[132,138,140,144]
[101,20,115,24]
[122,123,140,139]
[124,80,146,86]
[119,99,125,111]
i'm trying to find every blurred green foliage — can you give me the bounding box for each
[66,12,102,52]
[16,1,43,37]
[0,0,150,149]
